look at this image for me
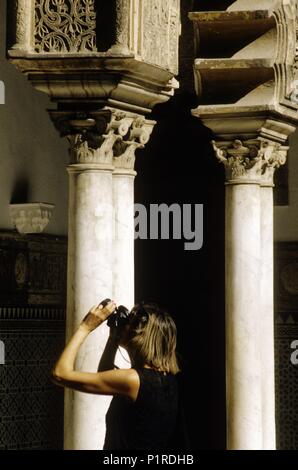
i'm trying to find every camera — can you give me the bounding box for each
[100,298,130,329]
[107,305,130,329]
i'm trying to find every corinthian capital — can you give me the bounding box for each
[49,109,155,169]
[213,139,288,186]
[113,116,155,173]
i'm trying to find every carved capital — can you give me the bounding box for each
[9,203,55,234]
[213,139,288,186]
[49,109,155,169]
[112,115,155,173]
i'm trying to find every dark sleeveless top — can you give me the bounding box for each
[103,368,178,450]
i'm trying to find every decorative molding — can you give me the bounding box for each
[273,0,298,113]
[0,306,65,321]
[275,311,298,326]
[190,2,298,138]
[34,0,97,53]
[9,203,55,234]
[7,1,180,114]
[213,139,288,185]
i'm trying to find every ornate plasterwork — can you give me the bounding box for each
[213,139,288,185]
[8,1,180,114]
[50,109,155,170]
[140,0,180,74]
[34,0,97,53]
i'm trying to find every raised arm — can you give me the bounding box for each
[97,330,119,372]
[51,302,139,401]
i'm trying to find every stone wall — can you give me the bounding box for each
[0,0,68,236]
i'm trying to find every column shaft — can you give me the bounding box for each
[11,0,33,52]
[108,0,131,54]
[112,171,136,307]
[112,170,136,369]
[64,165,114,450]
[260,185,276,449]
[225,183,263,450]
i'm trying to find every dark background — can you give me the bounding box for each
[135,0,226,450]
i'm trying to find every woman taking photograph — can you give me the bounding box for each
[52,300,180,450]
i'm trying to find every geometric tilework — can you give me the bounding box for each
[0,231,67,450]
[275,334,298,450]
[0,323,65,450]
[275,242,298,450]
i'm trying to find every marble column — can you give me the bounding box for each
[225,179,263,450]
[112,117,154,307]
[50,109,155,449]
[112,165,136,307]
[213,139,287,450]
[112,117,154,368]
[260,180,275,450]
[64,120,117,450]
[259,144,287,450]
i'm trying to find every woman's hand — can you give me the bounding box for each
[80,301,117,333]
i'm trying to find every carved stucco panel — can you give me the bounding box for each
[34,0,97,53]
[140,0,180,74]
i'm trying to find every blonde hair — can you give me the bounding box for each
[127,303,180,375]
